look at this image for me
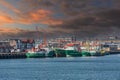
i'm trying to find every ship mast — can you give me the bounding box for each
[39,27,47,47]
[36,26,40,40]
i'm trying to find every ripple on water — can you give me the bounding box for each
[0,55,120,80]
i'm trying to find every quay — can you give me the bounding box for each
[1,37,120,59]
[0,53,26,59]
[0,51,120,59]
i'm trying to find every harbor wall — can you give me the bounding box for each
[0,53,26,59]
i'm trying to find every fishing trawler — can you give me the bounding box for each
[26,26,47,58]
[64,43,82,57]
[88,44,103,56]
[81,47,91,57]
[80,41,91,57]
[80,41,105,56]
[26,47,46,58]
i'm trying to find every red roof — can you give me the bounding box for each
[66,43,74,47]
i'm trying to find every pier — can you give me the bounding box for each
[0,53,26,59]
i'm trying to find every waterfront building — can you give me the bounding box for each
[0,40,11,53]
[9,39,35,52]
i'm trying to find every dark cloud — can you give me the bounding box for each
[3,0,120,39]
[49,9,120,37]
[21,0,120,15]
[98,9,120,26]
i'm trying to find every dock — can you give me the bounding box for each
[0,53,26,59]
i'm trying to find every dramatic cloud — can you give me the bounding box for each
[17,9,62,25]
[0,11,14,25]
[0,0,120,39]
[50,9,120,37]
[0,0,62,25]
[0,15,13,24]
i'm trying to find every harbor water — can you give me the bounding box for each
[0,55,120,80]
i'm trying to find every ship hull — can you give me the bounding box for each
[46,51,56,57]
[90,52,101,56]
[55,49,66,57]
[89,50,107,56]
[26,53,45,58]
[65,50,82,57]
[81,51,91,57]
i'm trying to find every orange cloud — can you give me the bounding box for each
[0,7,16,25]
[0,11,14,25]
[0,27,23,33]
[17,9,51,24]
[30,9,51,21]
[0,1,62,26]
[17,9,62,25]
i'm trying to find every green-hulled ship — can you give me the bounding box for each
[26,49,46,58]
[65,50,81,57]
[65,47,82,57]
[64,43,82,57]
[81,50,91,57]
[26,47,56,58]
[81,47,91,57]
[81,49,107,57]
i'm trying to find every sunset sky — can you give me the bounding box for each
[0,0,120,39]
